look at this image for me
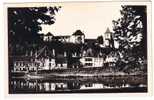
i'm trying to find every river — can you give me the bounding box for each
[9,75,147,93]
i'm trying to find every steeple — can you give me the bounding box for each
[105,27,111,33]
[104,27,112,40]
[104,27,112,47]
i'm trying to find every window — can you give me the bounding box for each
[85,63,93,66]
[49,63,51,67]
[20,62,22,66]
[14,62,16,66]
[85,58,92,61]
[38,63,40,66]
[42,63,44,66]
[76,36,82,43]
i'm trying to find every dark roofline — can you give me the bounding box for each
[39,33,44,36]
[53,35,70,39]
[45,32,54,36]
[85,39,97,42]
[72,30,85,35]
[10,56,32,61]
[54,35,70,38]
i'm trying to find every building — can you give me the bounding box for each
[34,47,56,70]
[55,54,68,69]
[12,57,37,72]
[80,46,105,68]
[80,57,104,68]
[36,57,56,70]
[12,28,119,71]
[13,56,56,72]
[104,28,114,47]
[70,30,85,44]
[25,46,68,70]
[40,30,85,44]
[54,36,70,43]
[104,51,120,66]
[43,32,54,42]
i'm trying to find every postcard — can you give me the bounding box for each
[4,1,152,95]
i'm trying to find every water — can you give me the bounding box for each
[9,76,147,93]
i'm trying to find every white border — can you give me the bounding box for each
[1,1,153,100]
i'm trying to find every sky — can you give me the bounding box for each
[39,3,122,39]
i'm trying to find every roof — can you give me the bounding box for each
[83,39,97,50]
[45,32,53,36]
[69,58,80,65]
[9,56,32,62]
[39,34,44,36]
[56,57,67,63]
[85,39,97,44]
[54,35,70,39]
[72,30,84,35]
[105,28,111,33]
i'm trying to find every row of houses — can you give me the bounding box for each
[11,28,120,72]
[12,49,119,72]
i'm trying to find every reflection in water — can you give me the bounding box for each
[11,80,69,92]
[39,82,68,91]
[10,76,147,93]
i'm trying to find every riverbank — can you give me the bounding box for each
[10,75,147,94]
[10,68,147,94]
[12,67,147,79]
[10,87,147,94]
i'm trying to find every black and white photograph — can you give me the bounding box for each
[7,2,149,94]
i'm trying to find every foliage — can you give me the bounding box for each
[112,6,147,73]
[113,6,146,49]
[96,35,104,44]
[8,6,61,55]
[112,6,147,64]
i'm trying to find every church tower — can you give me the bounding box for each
[104,28,114,47]
[104,28,111,40]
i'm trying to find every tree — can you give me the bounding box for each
[8,6,61,55]
[112,6,147,63]
[97,35,104,44]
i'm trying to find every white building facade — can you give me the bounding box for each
[80,57,104,68]
[36,58,56,70]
